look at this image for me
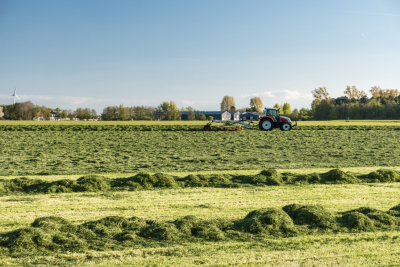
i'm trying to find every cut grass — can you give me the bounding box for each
[1,168,400,196]
[2,130,400,175]
[2,119,400,126]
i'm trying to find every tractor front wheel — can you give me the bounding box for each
[259,119,273,131]
[280,122,292,131]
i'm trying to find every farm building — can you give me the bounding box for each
[181,111,232,121]
[240,112,263,121]
[227,111,241,120]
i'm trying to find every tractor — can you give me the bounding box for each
[258,108,296,131]
[203,108,296,131]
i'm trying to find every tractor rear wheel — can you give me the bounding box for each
[280,122,292,131]
[204,125,211,131]
[259,119,273,131]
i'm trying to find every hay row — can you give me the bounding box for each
[1,169,399,195]
[1,203,400,256]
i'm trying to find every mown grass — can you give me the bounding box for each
[1,169,400,196]
[1,130,400,176]
[2,119,400,126]
[1,121,400,265]
[0,182,400,266]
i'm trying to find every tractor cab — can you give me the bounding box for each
[265,108,279,123]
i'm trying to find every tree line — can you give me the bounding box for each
[0,102,97,121]
[311,86,400,120]
[1,87,398,121]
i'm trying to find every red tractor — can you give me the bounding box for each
[258,108,296,131]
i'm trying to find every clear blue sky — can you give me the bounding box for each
[1,0,399,113]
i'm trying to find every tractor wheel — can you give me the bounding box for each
[259,119,273,131]
[280,122,292,131]
[204,125,211,131]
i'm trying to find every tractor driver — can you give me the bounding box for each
[267,109,278,122]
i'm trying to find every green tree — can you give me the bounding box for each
[282,103,291,115]
[250,97,263,112]
[299,108,310,120]
[59,111,67,119]
[91,109,97,119]
[118,104,129,120]
[159,101,180,120]
[195,111,206,120]
[273,103,281,109]
[291,109,299,120]
[187,106,195,121]
[220,95,235,111]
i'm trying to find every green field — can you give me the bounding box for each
[1,121,400,266]
[2,119,400,126]
[1,129,400,176]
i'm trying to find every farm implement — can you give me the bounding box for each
[203,108,297,131]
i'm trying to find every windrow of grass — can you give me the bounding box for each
[1,124,400,131]
[1,203,400,256]
[1,169,400,195]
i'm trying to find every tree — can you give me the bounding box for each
[344,86,366,100]
[187,106,195,121]
[370,86,381,98]
[159,101,180,120]
[282,103,291,115]
[312,87,329,102]
[195,112,206,120]
[273,103,281,109]
[299,108,310,120]
[59,111,67,119]
[220,95,235,111]
[250,97,263,112]
[118,104,129,120]
[291,109,299,120]
[91,109,97,119]
[41,106,51,119]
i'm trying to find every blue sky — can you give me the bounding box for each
[1,0,399,113]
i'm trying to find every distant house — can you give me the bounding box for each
[49,110,58,121]
[0,105,4,119]
[36,111,44,121]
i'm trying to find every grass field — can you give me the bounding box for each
[1,121,400,266]
[1,130,400,175]
[2,119,400,126]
